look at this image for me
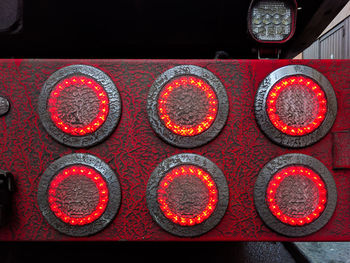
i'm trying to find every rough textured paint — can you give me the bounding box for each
[0,59,349,241]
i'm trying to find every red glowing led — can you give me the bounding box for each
[48,165,109,226]
[48,76,109,136]
[157,165,218,226]
[158,76,218,136]
[267,75,327,136]
[266,166,327,226]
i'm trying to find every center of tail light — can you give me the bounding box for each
[266,75,327,136]
[254,65,337,148]
[254,153,337,237]
[157,165,218,226]
[266,166,327,226]
[158,76,218,136]
[48,75,109,136]
[48,165,109,226]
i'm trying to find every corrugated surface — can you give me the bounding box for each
[345,16,350,59]
[303,41,320,59]
[303,16,350,59]
[320,23,345,59]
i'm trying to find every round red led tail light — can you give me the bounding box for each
[266,166,327,226]
[48,76,109,136]
[38,154,121,237]
[255,65,337,148]
[254,154,337,237]
[39,65,121,148]
[147,154,229,237]
[147,65,229,148]
[48,166,109,226]
[158,165,218,226]
[267,76,327,136]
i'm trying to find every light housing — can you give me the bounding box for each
[254,154,337,237]
[146,153,229,237]
[37,153,121,237]
[254,65,337,148]
[248,0,297,43]
[157,75,218,137]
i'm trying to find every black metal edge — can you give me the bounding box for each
[147,65,229,148]
[146,153,229,237]
[254,153,337,237]
[37,153,121,237]
[38,64,121,148]
[254,64,337,148]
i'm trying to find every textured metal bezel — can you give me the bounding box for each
[37,153,121,237]
[0,96,10,116]
[254,65,337,148]
[254,153,337,237]
[147,65,229,148]
[146,153,229,237]
[38,64,121,148]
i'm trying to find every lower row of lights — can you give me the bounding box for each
[38,152,336,238]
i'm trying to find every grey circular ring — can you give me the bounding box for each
[38,64,121,148]
[254,65,337,148]
[0,96,10,116]
[254,153,337,237]
[147,65,229,148]
[37,153,121,237]
[146,153,229,237]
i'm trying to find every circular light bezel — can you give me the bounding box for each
[48,165,109,226]
[38,64,121,148]
[266,75,327,136]
[48,75,110,136]
[254,153,337,237]
[146,153,229,237]
[266,166,327,226]
[147,65,229,148]
[254,65,337,148]
[38,153,121,237]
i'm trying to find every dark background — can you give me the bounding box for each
[0,0,348,59]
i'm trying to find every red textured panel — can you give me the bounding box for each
[0,59,349,241]
[333,131,350,169]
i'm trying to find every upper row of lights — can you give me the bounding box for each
[248,0,298,43]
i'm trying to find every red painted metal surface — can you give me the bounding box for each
[0,59,349,241]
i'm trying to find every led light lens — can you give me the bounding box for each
[266,166,327,226]
[48,75,109,136]
[157,75,218,136]
[266,75,327,136]
[48,165,109,226]
[250,1,293,41]
[157,165,218,226]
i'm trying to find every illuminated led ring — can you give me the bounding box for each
[254,65,337,148]
[37,153,121,237]
[38,64,121,148]
[147,153,229,237]
[254,153,337,237]
[147,65,229,148]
